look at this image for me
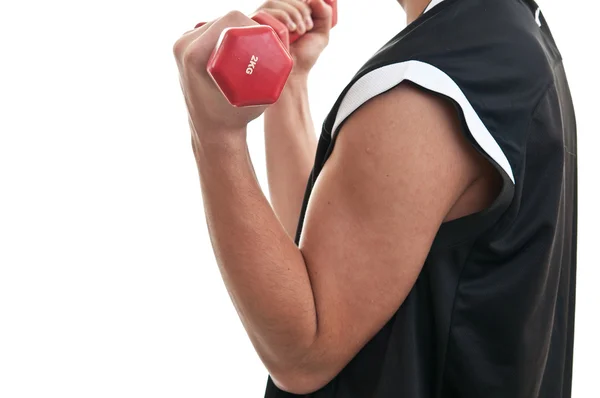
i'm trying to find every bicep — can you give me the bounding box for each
[296,83,483,384]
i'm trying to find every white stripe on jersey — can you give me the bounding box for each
[331,60,516,184]
[424,0,446,13]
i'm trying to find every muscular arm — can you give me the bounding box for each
[194,83,488,394]
[264,77,318,238]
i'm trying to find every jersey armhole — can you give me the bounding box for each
[330,60,516,249]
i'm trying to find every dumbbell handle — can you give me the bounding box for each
[195,0,337,47]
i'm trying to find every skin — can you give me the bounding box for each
[263,0,449,238]
[173,0,501,394]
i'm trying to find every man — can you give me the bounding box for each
[173,0,577,396]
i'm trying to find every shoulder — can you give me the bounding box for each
[326,0,555,187]
[328,82,484,204]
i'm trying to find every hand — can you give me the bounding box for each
[173,12,268,140]
[255,0,333,76]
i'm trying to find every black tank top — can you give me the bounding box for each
[266,0,577,396]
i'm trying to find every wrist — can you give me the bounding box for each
[192,127,248,159]
[268,76,309,112]
[288,71,310,85]
[283,75,309,98]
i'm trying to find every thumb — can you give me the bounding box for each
[309,0,334,31]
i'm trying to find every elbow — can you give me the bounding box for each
[264,328,344,394]
[271,371,331,395]
[269,362,339,395]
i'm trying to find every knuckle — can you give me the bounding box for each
[225,10,244,18]
[181,46,202,68]
[224,10,248,24]
[288,0,307,16]
[299,3,312,17]
[286,8,302,22]
[292,7,304,20]
[272,9,290,21]
[173,38,187,59]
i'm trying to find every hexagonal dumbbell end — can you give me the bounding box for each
[249,11,290,49]
[207,26,294,107]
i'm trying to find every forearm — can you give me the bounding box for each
[192,133,318,376]
[264,76,317,238]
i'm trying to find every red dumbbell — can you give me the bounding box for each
[206,24,294,107]
[198,0,338,107]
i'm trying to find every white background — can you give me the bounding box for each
[0,0,597,396]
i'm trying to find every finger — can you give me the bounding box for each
[281,0,314,30]
[174,20,216,61]
[263,0,306,34]
[261,8,298,32]
[307,0,332,31]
